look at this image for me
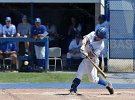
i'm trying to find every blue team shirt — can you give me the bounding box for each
[0,42,18,52]
[31,25,47,46]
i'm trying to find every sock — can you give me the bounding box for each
[71,78,81,90]
[41,59,45,69]
[98,78,108,86]
[37,59,42,67]
[37,59,45,68]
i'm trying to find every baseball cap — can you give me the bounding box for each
[5,17,11,22]
[35,18,41,23]
[22,15,27,19]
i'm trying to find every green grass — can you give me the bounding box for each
[0,72,89,83]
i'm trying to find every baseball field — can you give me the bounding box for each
[0,72,135,100]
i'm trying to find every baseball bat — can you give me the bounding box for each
[83,54,107,78]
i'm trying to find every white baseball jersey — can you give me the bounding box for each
[76,31,104,83]
[3,24,16,37]
[67,39,83,59]
[69,39,82,51]
[85,31,104,62]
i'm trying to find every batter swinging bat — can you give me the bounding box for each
[87,55,107,78]
[82,51,107,78]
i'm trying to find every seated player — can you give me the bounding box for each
[17,15,31,55]
[66,34,83,70]
[2,42,18,70]
[3,17,16,37]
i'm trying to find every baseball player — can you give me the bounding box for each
[3,17,16,37]
[31,18,48,70]
[66,34,83,70]
[69,27,114,95]
[17,15,31,55]
[95,15,109,72]
[1,42,18,70]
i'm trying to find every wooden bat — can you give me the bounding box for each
[81,51,107,78]
[87,56,107,78]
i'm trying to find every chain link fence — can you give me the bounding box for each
[109,0,135,72]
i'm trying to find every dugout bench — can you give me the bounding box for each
[0,37,49,71]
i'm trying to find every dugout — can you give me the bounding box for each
[0,0,104,70]
[0,0,104,53]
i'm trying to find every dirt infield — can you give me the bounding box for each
[0,89,135,100]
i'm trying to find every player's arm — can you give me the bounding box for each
[37,32,48,38]
[82,37,88,46]
[80,37,88,56]
[80,35,96,58]
[5,51,16,54]
[11,25,16,37]
[37,26,48,38]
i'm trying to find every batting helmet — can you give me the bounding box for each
[95,27,107,39]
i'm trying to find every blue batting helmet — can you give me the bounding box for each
[95,27,107,39]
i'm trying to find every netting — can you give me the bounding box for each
[109,0,135,72]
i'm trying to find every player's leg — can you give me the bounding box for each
[25,42,29,54]
[86,60,114,94]
[10,53,17,70]
[70,59,86,93]
[34,45,45,69]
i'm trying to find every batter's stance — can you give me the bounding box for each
[69,27,114,95]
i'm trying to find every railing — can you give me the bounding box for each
[0,37,49,71]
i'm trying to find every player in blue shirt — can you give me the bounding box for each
[31,18,48,70]
[1,42,18,70]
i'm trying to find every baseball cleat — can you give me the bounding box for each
[69,88,77,95]
[106,82,114,95]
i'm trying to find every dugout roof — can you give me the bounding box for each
[0,0,100,3]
